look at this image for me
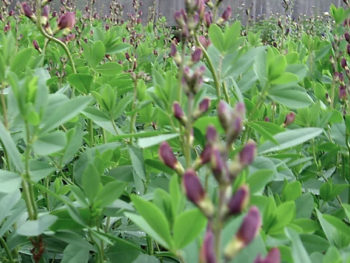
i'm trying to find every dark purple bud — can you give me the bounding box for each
[254,248,281,263]
[32,40,40,51]
[334,72,344,82]
[341,58,348,69]
[52,11,57,17]
[206,125,217,144]
[284,112,295,126]
[204,11,213,27]
[173,102,187,125]
[345,32,350,43]
[200,226,216,263]
[159,142,178,169]
[4,23,10,33]
[264,117,270,122]
[218,101,232,131]
[58,12,76,30]
[227,185,250,216]
[236,206,261,245]
[200,145,212,165]
[9,10,15,16]
[221,6,232,22]
[125,52,131,61]
[239,140,256,166]
[21,2,33,18]
[199,98,210,113]
[191,47,202,63]
[105,24,110,31]
[198,35,211,49]
[170,42,177,57]
[339,85,347,100]
[42,5,50,18]
[183,169,205,205]
[278,20,282,29]
[211,148,226,181]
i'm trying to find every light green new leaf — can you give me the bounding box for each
[173,209,207,249]
[130,195,173,249]
[82,164,101,203]
[138,133,179,148]
[208,24,225,52]
[258,128,323,154]
[95,180,126,208]
[285,228,312,263]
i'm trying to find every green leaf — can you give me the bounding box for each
[269,201,295,234]
[62,243,89,263]
[285,228,312,263]
[0,122,24,173]
[41,96,92,133]
[129,195,173,249]
[95,180,126,208]
[323,246,342,263]
[247,169,274,194]
[32,131,67,155]
[270,72,299,85]
[173,209,207,249]
[82,107,118,135]
[96,62,123,76]
[268,84,313,109]
[208,24,225,52]
[128,146,146,193]
[67,74,93,94]
[82,164,101,202]
[224,21,241,51]
[0,170,21,193]
[248,122,279,144]
[137,133,179,148]
[84,40,106,68]
[316,209,350,247]
[258,128,323,154]
[17,214,57,236]
[283,181,302,201]
[10,48,33,74]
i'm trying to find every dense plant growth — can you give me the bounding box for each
[0,0,350,262]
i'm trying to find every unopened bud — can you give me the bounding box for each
[341,58,348,69]
[345,32,350,43]
[58,12,76,30]
[198,35,211,49]
[227,185,250,216]
[254,248,281,263]
[284,112,295,127]
[173,102,187,125]
[221,6,232,22]
[218,101,232,131]
[204,11,213,27]
[347,44,350,56]
[21,2,34,18]
[239,140,256,166]
[159,142,184,174]
[194,97,210,119]
[224,206,261,260]
[206,125,217,144]
[192,47,202,63]
[211,148,226,181]
[32,40,40,51]
[199,226,216,263]
[339,85,347,100]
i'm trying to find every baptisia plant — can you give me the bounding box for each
[157,1,281,261]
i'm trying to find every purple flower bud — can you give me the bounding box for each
[206,125,217,144]
[173,102,187,125]
[58,12,76,30]
[52,11,57,17]
[200,145,212,165]
[192,47,202,63]
[334,72,344,82]
[211,148,226,181]
[235,102,246,117]
[339,85,347,100]
[33,40,40,51]
[21,2,33,18]
[9,10,15,16]
[264,117,270,122]
[200,226,216,263]
[198,35,211,49]
[227,116,242,144]
[345,32,350,43]
[221,6,232,22]
[254,248,281,263]
[284,112,295,126]
[170,42,177,57]
[105,24,110,31]
[4,23,10,33]
[199,98,210,113]
[159,142,178,169]
[227,185,250,216]
[42,5,50,18]
[204,11,213,27]
[239,140,256,166]
[341,58,348,69]
[218,101,232,131]
[236,206,261,245]
[183,169,205,205]
[125,52,131,61]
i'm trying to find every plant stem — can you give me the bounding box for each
[129,77,138,141]
[0,82,8,129]
[35,0,77,74]
[184,93,194,167]
[195,36,221,99]
[0,236,15,263]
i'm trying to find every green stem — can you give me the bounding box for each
[129,77,138,143]
[0,82,8,129]
[0,236,15,263]
[89,119,94,147]
[184,94,194,168]
[195,36,221,99]
[35,0,76,74]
